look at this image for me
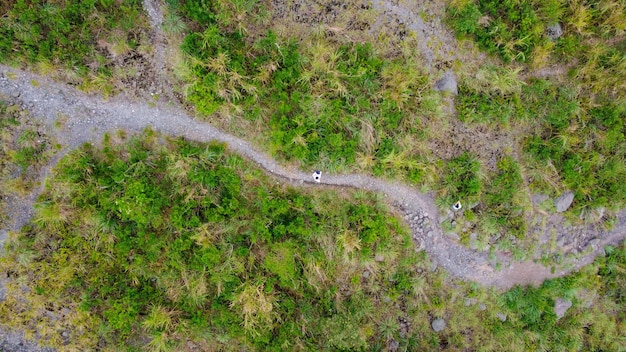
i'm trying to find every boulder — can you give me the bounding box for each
[433,70,458,95]
[554,298,572,320]
[431,318,446,332]
[546,23,563,40]
[555,191,574,212]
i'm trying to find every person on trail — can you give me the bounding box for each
[312,170,322,183]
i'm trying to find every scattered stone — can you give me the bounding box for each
[387,339,400,352]
[362,270,370,279]
[576,289,597,309]
[532,193,549,206]
[479,303,486,311]
[469,233,478,241]
[433,70,458,95]
[375,254,385,262]
[431,318,446,332]
[414,238,425,252]
[596,207,606,219]
[554,298,572,320]
[496,312,507,322]
[546,23,563,40]
[555,191,574,212]
[447,232,460,241]
[429,260,438,272]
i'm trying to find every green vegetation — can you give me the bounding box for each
[0,131,418,349]
[0,0,620,253]
[448,0,626,216]
[0,131,624,350]
[0,99,54,226]
[0,0,150,95]
[170,0,625,252]
[170,0,441,180]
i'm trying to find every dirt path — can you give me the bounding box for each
[1,64,624,291]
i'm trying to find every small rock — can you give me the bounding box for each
[479,303,486,311]
[532,193,549,206]
[387,339,400,352]
[470,233,478,241]
[433,70,458,95]
[576,289,597,308]
[546,23,563,40]
[447,232,460,241]
[431,318,446,332]
[555,191,575,212]
[362,270,370,279]
[596,207,606,219]
[375,254,385,262]
[429,260,438,272]
[496,312,507,322]
[554,298,572,320]
[426,230,434,238]
[589,239,601,251]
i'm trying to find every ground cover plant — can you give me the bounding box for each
[445,0,625,252]
[168,0,442,181]
[0,0,151,95]
[0,130,624,351]
[0,130,426,350]
[170,0,626,250]
[0,98,54,226]
[448,0,626,205]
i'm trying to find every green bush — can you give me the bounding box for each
[0,0,147,85]
[447,0,545,62]
[0,131,414,349]
[441,152,482,204]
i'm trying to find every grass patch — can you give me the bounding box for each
[0,99,54,226]
[0,130,422,349]
[170,0,441,180]
[0,0,150,93]
[0,130,624,350]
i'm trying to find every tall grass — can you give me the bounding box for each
[1,130,624,350]
[0,0,150,91]
[0,100,54,226]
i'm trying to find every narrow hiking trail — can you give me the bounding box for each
[1,64,625,291]
[0,0,624,296]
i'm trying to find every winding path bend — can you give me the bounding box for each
[1,65,624,290]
